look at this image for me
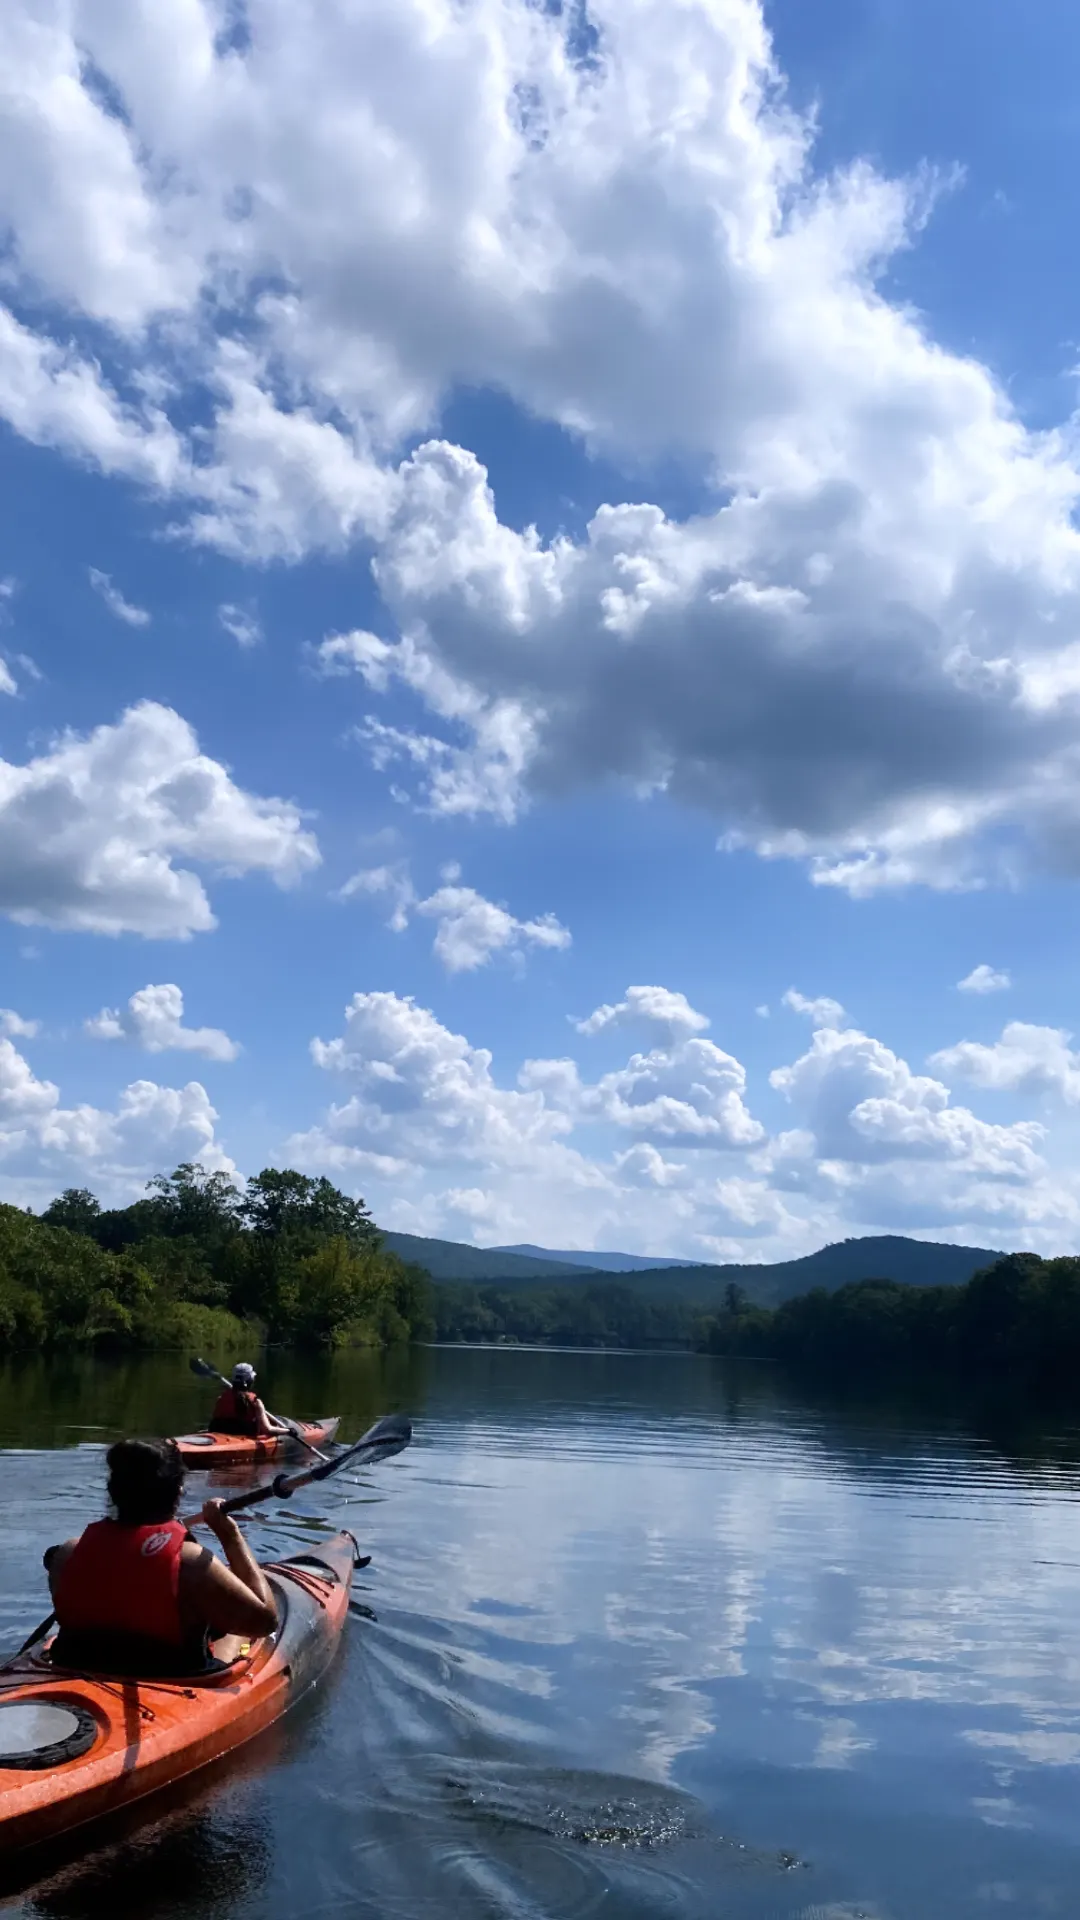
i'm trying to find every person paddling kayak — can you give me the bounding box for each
[209,1362,289,1439]
[43,1438,278,1678]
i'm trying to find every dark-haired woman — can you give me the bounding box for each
[44,1438,278,1677]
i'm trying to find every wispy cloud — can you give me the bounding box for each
[219,602,262,648]
[958,965,1011,995]
[341,861,571,972]
[88,568,150,628]
[0,1008,39,1039]
[783,989,847,1030]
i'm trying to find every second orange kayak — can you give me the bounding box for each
[172,1416,340,1470]
[0,1529,357,1860]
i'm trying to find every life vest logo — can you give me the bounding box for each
[141,1530,172,1557]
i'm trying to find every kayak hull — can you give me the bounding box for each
[0,1530,356,1860]
[173,1416,340,1470]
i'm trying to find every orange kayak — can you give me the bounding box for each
[172,1416,340,1470]
[0,1530,357,1860]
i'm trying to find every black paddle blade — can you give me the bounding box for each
[214,1412,413,1518]
[309,1413,412,1483]
[189,1356,220,1379]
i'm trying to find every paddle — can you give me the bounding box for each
[190,1411,412,1522]
[188,1356,330,1462]
[0,1610,56,1672]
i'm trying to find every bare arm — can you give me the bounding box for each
[44,1538,77,1598]
[180,1503,278,1640]
[251,1396,279,1437]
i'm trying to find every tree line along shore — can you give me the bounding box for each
[1,1162,1073,1396]
[0,1163,433,1353]
[435,1254,1080,1394]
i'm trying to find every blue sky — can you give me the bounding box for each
[2,0,1080,1259]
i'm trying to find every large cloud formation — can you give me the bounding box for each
[3,2,1080,888]
[288,985,1080,1257]
[0,1034,234,1208]
[0,702,320,937]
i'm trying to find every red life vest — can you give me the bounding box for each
[210,1386,260,1434]
[54,1518,188,1648]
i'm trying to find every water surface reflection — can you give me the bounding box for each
[2,1346,1080,1918]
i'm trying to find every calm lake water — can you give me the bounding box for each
[3,1345,1080,1918]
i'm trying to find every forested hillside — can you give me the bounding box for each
[701,1255,1080,1394]
[428,1233,1003,1310]
[0,1165,433,1353]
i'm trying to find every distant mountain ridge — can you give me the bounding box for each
[378,1231,598,1284]
[382,1229,1006,1305]
[492,1244,700,1272]
[593,1236,1007,1307]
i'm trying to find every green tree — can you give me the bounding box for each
[145,1163,241,1246]
[40,1188,102,1237]
[239,1169,377,1247]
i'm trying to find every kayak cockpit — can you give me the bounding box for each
[32,1609,283,1689]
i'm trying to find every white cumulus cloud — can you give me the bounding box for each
[0,701,320,937]
[288,984,1080,1254]
[302,990,575,1169]
[930,1023,1080,1104]
[782,989,847,1029]
[340,862,570,972]
[291,987,769,1249]
[420,885,570,973]
[4,1,1080,888]
[575,986,710,1045]
[585,1039,765,1147]
[281,985,1080,1255]
[770,1026,1043,1176]
[0,1009,38,1039]
[0,1036,233,1209]
[958,965,1012,995]
[85,984,240,1063]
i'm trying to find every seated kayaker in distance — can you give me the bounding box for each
[210,1362,287,1438]
[44,1437,279,1677]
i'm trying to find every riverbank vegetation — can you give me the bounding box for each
[703,1253,1080,1390]
[8,1175,1068,1392]
[434,1279,703,1348]
[0,1165,433,1353]
[438,1254,1080,1397]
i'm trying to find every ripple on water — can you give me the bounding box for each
[437,1760,710,1847]
[424,1763,815,1920]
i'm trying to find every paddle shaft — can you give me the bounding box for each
[0,1610,56,1673]
[189,1358,329,1461]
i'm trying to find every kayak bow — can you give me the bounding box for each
[172,1417,340,1471]
[0,1530,357,1860]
